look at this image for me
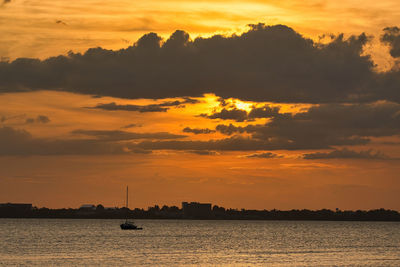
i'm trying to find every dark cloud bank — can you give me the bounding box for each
[149,101,400,151]
[2,23,400,103]
[0,127,126,156]
[2,98,400,156]
[3,101,399,156]
[0,127,185,156]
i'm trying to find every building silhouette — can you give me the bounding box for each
[0,203,33,216]
[79,204,96,211]
[0,203,32,211]
[182,202,212,218]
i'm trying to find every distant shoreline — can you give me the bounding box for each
[1,218,400,222]
[1,204,399,221]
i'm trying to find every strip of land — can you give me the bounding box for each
[1,203,399,221]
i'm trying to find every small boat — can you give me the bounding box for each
[120,186,142,230]
[120,220,142,230]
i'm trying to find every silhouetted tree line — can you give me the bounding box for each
[1,204,399,221]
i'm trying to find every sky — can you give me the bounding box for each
[1,0,400,210]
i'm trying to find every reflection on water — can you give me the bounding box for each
[0,219,399,266]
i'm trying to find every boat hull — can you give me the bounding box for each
[120,223,143,230]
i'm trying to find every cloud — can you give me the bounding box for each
[0,127,127,155]
[130,148,152,154]
[0,114,25,123]
[248,105,281,119]
[25,115,50,124]
[181,97,200,104]
[242,152,283,158]
[381,27,400,58]
[201,108,248,122]
[56,20,67,26]
[303,148,391,160]
[0,127,263,155]
[0,126,190,156]
[90,98,199,112]
[1,0,11,5]
[182,127,215,134]
[90,102,169,112]
[187,150,219,155]
[126,101,400,152]
[71,129,186,141]
[121,123,140,129]
[1,114,50,125]
[0,23,389,103]
[203,105,283,122]
[376,27,400,103]
[215,101,400,149]
[216,123,247,135]
[130,135,323,151]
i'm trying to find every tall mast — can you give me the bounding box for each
[126,186,129,209]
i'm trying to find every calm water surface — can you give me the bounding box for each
[0,219,399,266]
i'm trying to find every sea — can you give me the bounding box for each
[0,219,399,266]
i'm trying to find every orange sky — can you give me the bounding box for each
[1,0,400,210]
[1,0,400,65]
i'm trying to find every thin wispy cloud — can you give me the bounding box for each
[1,0,11,6]
[303,148,392,160]
[55,20,67,26]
